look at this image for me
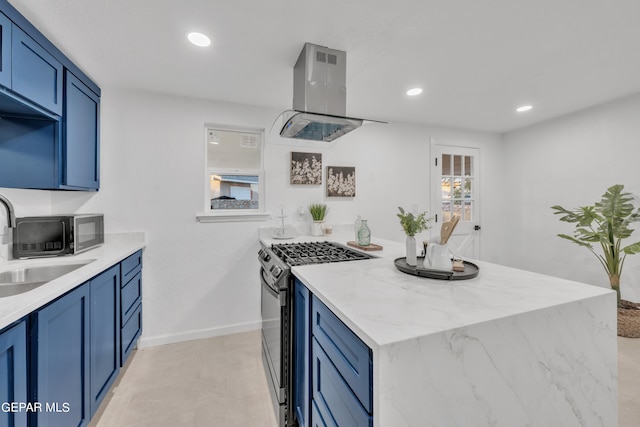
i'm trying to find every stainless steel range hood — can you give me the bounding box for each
[280,43,366,142]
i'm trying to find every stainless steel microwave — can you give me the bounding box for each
[13,214,104,258]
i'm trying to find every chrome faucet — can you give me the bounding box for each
[0,194,16,261]
[0,193,16,229]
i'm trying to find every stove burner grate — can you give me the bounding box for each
[271,241,372,266]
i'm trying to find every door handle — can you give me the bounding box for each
[474,225,481,231]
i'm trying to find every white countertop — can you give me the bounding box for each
[266,229,618,426]
[0,232,145,330]
[261,230,614,351]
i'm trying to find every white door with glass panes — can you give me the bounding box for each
[430,143,481,259]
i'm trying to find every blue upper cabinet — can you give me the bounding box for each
[11,25,63,116]
[0,0,100,191]
[64,71,100,189]
[0,12,11,88]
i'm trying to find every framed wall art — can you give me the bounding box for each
[326,166,356,197]
[290,152,322,185]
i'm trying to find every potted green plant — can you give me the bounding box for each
[397,207,432,266]
[309,204,328,236]
[552,184,640,337]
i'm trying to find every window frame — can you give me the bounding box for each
[197,124,269,223]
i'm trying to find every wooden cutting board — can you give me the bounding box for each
[347,241,383,251]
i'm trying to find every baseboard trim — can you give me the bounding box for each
[137,320,261,348]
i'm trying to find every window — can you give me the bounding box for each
[440,153,474,222]
[202,125,266,220]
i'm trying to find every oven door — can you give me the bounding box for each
[261,267,286,406]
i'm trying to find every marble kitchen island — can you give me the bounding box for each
[262,233,618,427]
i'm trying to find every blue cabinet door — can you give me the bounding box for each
[312,339,372,427]
[294,279,310,427]
[0,12,11,89]
[11,25,63,115]
[0,321,27,427]
[89,265,120,417]
[63,71,99,189]
[36,283,90,427]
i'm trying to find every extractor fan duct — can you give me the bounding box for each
[280,43,366,142]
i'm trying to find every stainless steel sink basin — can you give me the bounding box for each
[0,259,95,298]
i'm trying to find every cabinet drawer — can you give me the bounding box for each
[121,271,141,324]
[312,296,372,413]
[121,303,141,366]
[311,399,331,427]
[121,250,142,286]
[312,339,371,427]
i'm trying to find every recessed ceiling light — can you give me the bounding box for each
[406,88,423,96]
[516,105,533,112]
[187,32,211,47]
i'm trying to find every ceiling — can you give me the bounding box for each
[8,0,640,133]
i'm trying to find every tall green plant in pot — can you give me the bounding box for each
[551,184,640,308]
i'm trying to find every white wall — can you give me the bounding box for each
[263,121,506,262]
[503,93,640,301]
[47,88,504,346]
[1,88,503,346]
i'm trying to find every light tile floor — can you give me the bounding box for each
[90,330,276,427]
[92,331,640,427]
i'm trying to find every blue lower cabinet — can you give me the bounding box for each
[311,399,329,427]
[120,303,141,365]
[35,264,124,427]
[312,339,371,427]
[294,279,310,427]
[89,265,120,417]
[294,279,374,427]
[35,283,91,427]
[312,295,372,413]
[120,250,143,366]
[0,320,28,427]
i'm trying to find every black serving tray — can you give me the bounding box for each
[394,257,479,280]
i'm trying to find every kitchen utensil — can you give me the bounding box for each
[440,215,460,245]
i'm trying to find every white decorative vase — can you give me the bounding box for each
[405,236,417,266]
[311,221,324,236]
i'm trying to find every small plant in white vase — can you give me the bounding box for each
[309,204,328,236]
[397,207,432,266]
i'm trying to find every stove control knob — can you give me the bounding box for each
[258,250,271,262]
[270,266,282,278]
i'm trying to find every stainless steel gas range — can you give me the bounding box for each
[258,241,373,427]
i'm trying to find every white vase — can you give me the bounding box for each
[311,221,324,236]
[406,236,417,266]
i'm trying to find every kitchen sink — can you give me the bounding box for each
[0,259,96,298]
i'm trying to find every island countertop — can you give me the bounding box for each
[0,232,145,331]
[261,231,618,426]
[262,232,613,349]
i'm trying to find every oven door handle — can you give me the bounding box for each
[261,268,286,306]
